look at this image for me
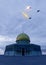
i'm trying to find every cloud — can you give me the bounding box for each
[0,49,4,55]
[0,35,15,42]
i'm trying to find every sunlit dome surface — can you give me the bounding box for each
[16,33,30,42]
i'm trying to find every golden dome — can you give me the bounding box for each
[16,33,30,42]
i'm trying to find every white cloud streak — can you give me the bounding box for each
[0,35,16,42]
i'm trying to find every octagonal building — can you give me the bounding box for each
[4,33,42,56]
